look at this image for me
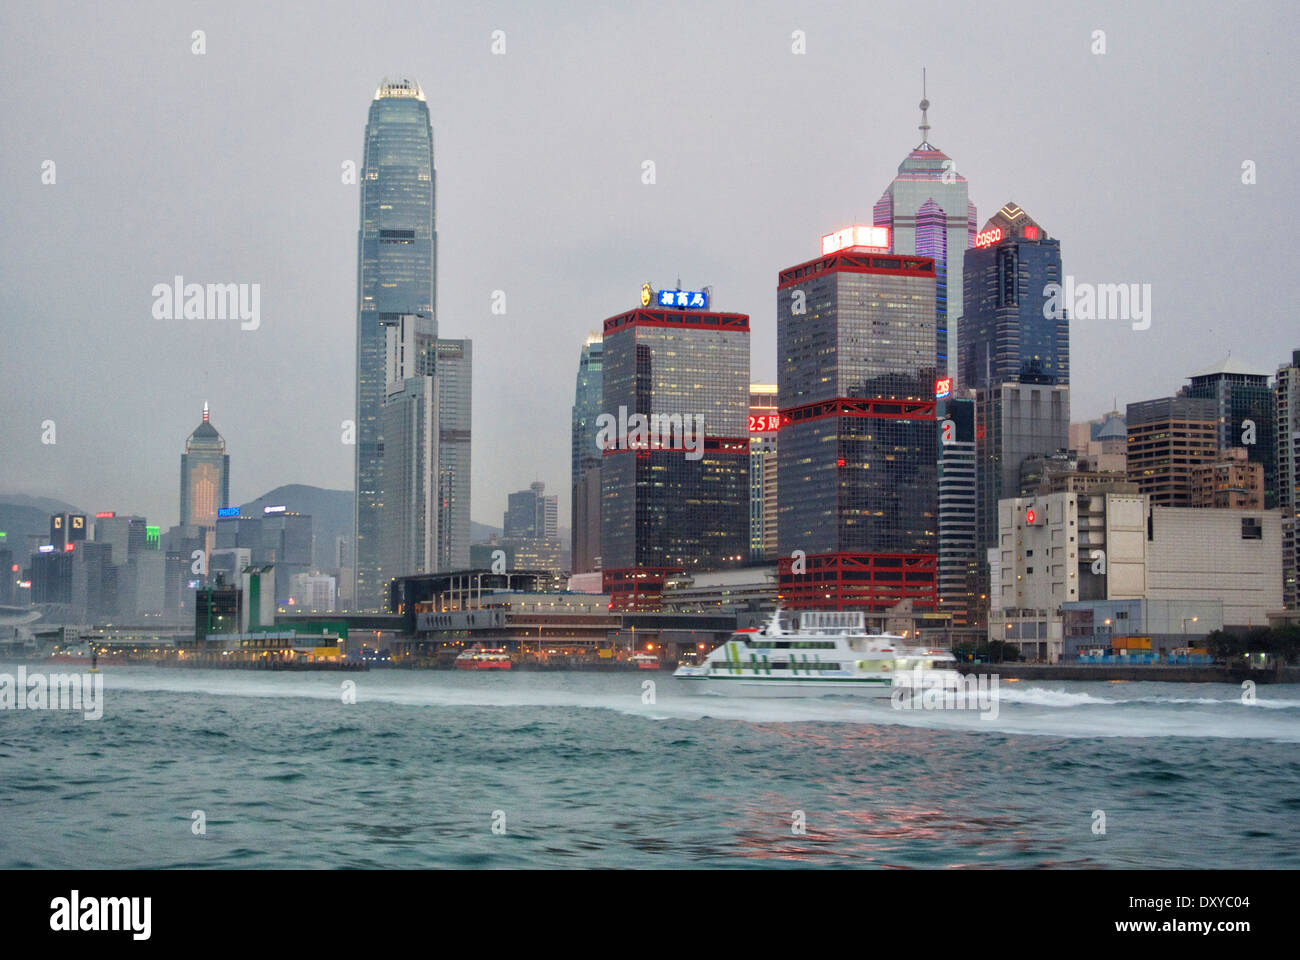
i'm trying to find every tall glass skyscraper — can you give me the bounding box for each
[1186,359,1277,509]
[874,91,976,382]
[355,78,470,609]
[570,334,604,573]
[355,78,435,610]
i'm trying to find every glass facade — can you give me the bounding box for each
[355,79,436,610]
[435,339,472,572]
[959,206,1067,392]
[599,309,750,591]
[1187,366,1277,509]
[571,336,604,572]
[776,253,938,610]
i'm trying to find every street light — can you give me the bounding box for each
[1181,616,1199,633]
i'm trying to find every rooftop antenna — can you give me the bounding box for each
[202,401,209,423]
[918,68,931,147]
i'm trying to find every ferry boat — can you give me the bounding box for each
[673,609,960,697]
[454,645,512,670]
[627,652,660,670]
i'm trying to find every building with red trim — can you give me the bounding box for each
[776,243,939,612]
[599,295,751,610]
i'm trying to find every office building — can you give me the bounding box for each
[748,384,779,561]
[1187,358,1277,508]
[1276,349,1299,608]
[179,403,230,548]
[776,235,938,612]
[571,334,604,573]
[1125,396,1219,506]
[434,338,472,572]
[1190,448,1265,509]
[600,287,750,609]
[937,394,978,629]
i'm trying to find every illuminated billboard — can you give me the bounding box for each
[973,226,1003,249]
[934,378,953,399]
[821,225,890,256]
[263,505,287,514]
[654,288,708,310]
[217,508,240,518]
[748,414,780,433]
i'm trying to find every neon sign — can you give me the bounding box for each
[1025,509,1036,524]
[935,378,952,399]
[974,227,1003,249]
[263,505,287,514]
[1023,225,1039,240]
[95,511,115,519]
[656,289,708,309]
[748,414,780,433]
[821,225,890,256]
[217,508,240,518]
[38,544,54,553]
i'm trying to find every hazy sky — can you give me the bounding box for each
[2,0,1296,531]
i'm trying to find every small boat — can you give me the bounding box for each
[454,645,512,670]
[628,652,660,670]
[673,608,960,697]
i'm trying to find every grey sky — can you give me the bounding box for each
[1,0,1296,532]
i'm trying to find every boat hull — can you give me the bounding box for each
[673,672,895,698]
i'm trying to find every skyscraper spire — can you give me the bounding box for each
[918,68,931,147]
[202,401,209,423]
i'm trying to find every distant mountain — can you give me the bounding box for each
[0,494,83,515]
[239,485,352,569]
[471,521,501,543]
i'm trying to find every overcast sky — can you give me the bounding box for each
[1,0,1296,531]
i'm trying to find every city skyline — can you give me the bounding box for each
[2,1,1296,535]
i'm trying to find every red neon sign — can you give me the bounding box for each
[1025,509,1036,524]
[1023,225,1039,240]
[64,543,75,551]
[934,378,952,399]
[974,226,1003,249]
[95,511,115,519]
[748,414,780,433]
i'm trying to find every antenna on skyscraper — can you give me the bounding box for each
[918,68,931,147]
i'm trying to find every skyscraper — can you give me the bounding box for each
[874,84,976,380]
[354,78,437,611]
[961,205,1070,624]
[382,312,439,581]
[571,334,604,573]
[434,338,472,573]
[502,481,562,571]
[937,393,978,629]
[1186,358,1277,509]
[748,383,779,561]
[776,235,939,612]
[1125,396,1218,506]
[1274,349,1299,608]
[600,288,750,609]
[179,403,230,549]
[354,78,471,606]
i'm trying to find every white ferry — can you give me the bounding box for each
[673,609,960,697]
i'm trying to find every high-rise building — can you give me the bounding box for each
[179,403,230,550]
[748,384,779,561]
[776,237,938,612]
[1125,396,1219,506]
[874,85,976,380]
[960,205,1070,624]
[937,393,978,629]
[1186,358,1277,508]
[571,334,604,573]
[502,481,562,571]
[382,312,439,581]
[354,78,437,611]
[434,338,472,573]
[959,204,1067,393]
[600,289,750,609]
[1276,348,1299,608]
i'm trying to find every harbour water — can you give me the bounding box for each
[2,665,1297,869]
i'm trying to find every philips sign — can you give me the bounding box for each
[217,508,240,518]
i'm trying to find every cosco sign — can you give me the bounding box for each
[974,227,1003,249]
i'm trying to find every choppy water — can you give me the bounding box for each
[1,664,1298,868]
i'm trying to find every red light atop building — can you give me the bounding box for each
[95,511,115,519]
[1023,225,1039,240]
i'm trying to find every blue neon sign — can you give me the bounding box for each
[217,508,240,518]
[656,289,708,310]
